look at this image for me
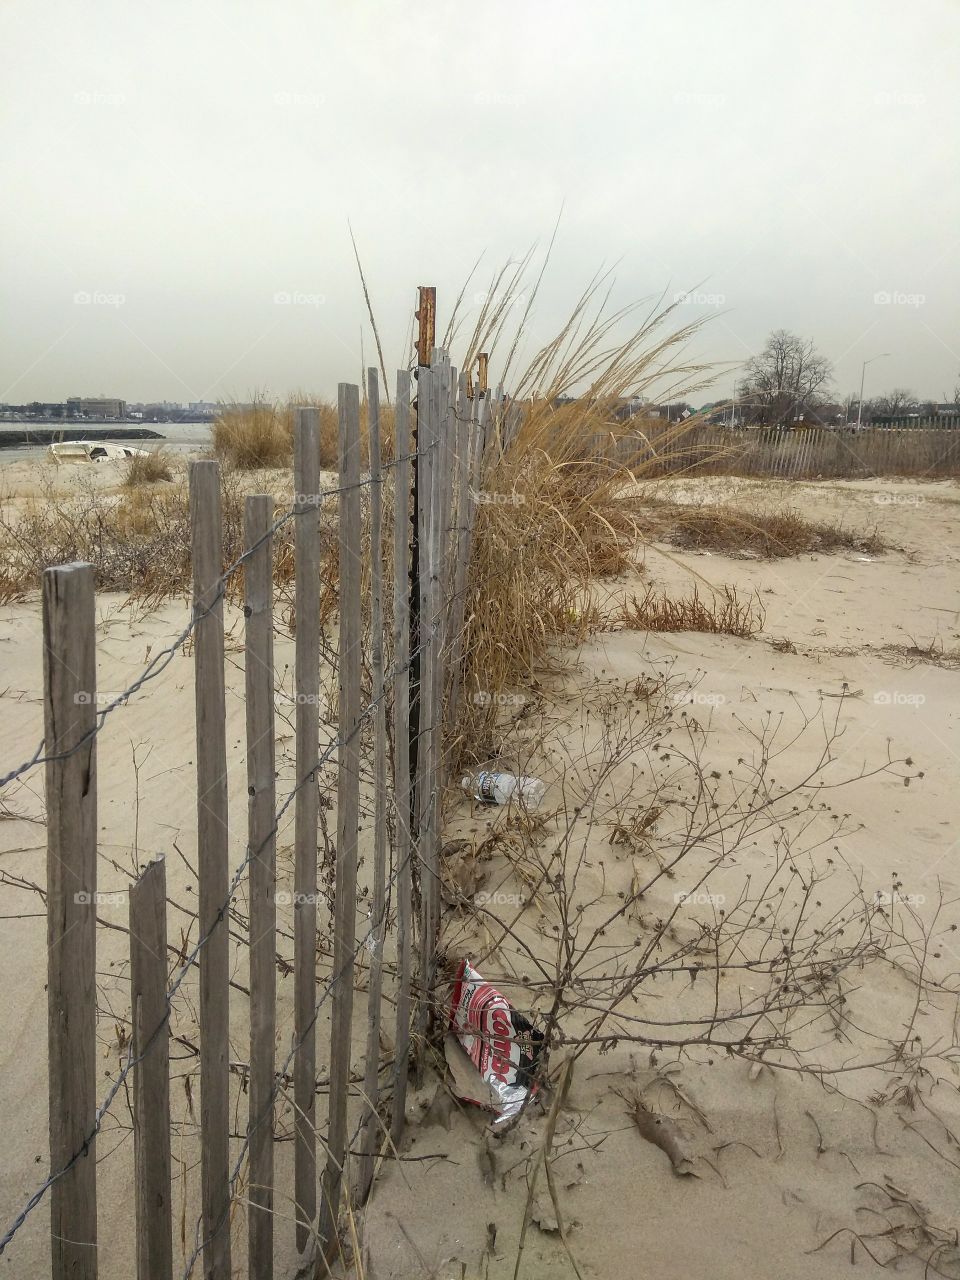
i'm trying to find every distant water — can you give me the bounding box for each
[0,421,213,466]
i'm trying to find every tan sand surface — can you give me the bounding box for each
[0,468,958,1278]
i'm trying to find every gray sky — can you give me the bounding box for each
[2,0,958,406]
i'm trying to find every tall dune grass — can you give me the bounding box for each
[212,394,394,470]
[446,271,719,763]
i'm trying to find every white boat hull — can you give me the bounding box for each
[48,440,150,464]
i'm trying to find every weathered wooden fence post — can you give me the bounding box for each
[320,382,362,1247]
[414,358,438,1068]
[446,379,484,744]
[189,459,232,1280]
[391,369,414,1144]
[129,857,172,1280]
[293,409,321,1251]
[244,494,276,1278]
[43,561,98,1280]
[358,369,388,1202]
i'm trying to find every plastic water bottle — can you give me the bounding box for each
[461,770,546,809]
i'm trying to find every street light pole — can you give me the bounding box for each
[857,353,890,429]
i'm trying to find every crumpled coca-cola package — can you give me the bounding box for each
[448,958,544,1124]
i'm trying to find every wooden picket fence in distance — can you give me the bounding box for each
[619,418,960,480]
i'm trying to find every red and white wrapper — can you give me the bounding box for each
[448,958,544,1124]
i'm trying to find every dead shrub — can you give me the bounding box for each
[616,583,765,637]
[640,502,886,558]
[0,472,339,614]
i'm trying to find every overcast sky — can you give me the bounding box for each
[2,0,958,407]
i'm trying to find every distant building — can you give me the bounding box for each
[66,397,126,419]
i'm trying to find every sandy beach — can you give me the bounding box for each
[1,459,958,1278]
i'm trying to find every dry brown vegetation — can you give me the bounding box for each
[122,448,175,486]
[0,473,338,612]
[637,501,887,558]
[447,268,717,764]
[616,583,765,636]
[212,394,395,470]
[435,685,956,1280]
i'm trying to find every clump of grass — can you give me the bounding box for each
[616,584,765,637]
[122,448,174,487]
[212,394,394,471]
[212,398,295,470]
[639,502,886,558]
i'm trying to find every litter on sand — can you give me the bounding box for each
[448,958,544,1125]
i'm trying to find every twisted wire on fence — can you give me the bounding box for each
[0,448,429,794]
[0,622,438,1263]
[0,445,440,1260]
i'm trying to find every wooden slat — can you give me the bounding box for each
[43,562,98,1280]
[320,383,363,1246]
[390,370,413,1145]
[414,360,439,1065]
[129,858,172,1280]
[244,495,276,1279]
[358,369,388,1202]
[189,460,232,1280]
[420,348,457,1073]
[293,409,321,1252]
[445,380,482,741]
[432,355,453,718]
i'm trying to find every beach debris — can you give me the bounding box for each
[461,770,546,809]
[531,1199,560,1233]
[618,1090,699,1177]
[48,440,149,463]
[448,958,544,1125]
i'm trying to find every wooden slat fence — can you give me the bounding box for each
[10,342,479,1278]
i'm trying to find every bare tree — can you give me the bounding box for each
[870,387,917,419]
[740,329,833,426]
